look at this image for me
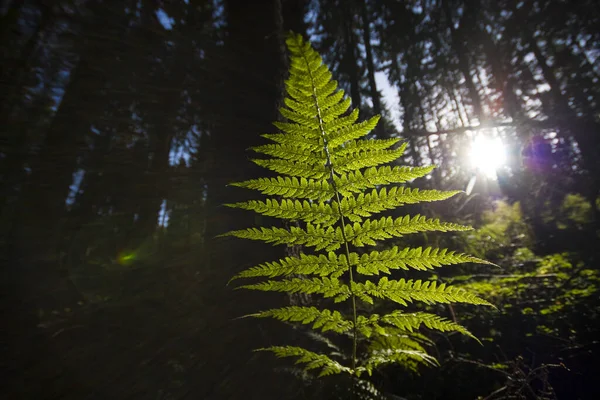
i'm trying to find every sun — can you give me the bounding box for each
[469,135,507,180]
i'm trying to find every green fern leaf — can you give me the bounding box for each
[249,306,353,333]
[380,311,479,341]
[341,187,462,219]
[231,253,344,281]
[354,246,492,275]
[326,114,379,148]
[252,158,327,179]
[222,224,343,251]
[222,32,493,380]
[354,311,477,341]
[334,137,402,160]
[362,331,437,374]
[257,346,351,377]
[347,215,472,247]
[352,278,494,307]
[230,252,347,281]
[335,146,409,173]
[320,97,352,123]
[279,107,321,129]
[261,131,322,152]
[333,165,436,196]
[230,176,333,201]
[360,348,438,377]
[225,198,339,226]
[251,143,325,165]
[239,277,351,302]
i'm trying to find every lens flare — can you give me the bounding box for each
[469,135,506,179]
[117,251,136,266]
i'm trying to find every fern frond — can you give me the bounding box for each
[279,107,321,129]
[239,277,351,302]
[230,176,333,201]
[225,198,339,226]
[352,278,494,307]
[251,143,325,165]
[356,312,475,340]
[355,311,476,341]
[334,165,436,196]
[334,145,408,173]
[360,348,438,376]
[372,329,434,350]
[326,114,379,148]
[341,188,462,220]
[381,311,478,341]
[353,246,492,275]
[282,90,347,118]
[257,346,351,377]
[347,215,472,247]
[222,224,342,251]
[361,331,437,374]
[261,132,322,152]
[334,137,402,159]
[283,96,316,118]
[230,252,347,282]
[223,33,493,381]
[249,306,353,333]
[320,96,352,123]
[316,89,347,112]
[252,158,327,179]
[322,108,360,137]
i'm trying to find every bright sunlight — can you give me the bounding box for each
[469,134,507,179]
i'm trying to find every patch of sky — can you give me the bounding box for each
[156,9,174,30]
[158,199,170,227]
[66,169,85,206]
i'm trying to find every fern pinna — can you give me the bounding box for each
[221,33,493,378]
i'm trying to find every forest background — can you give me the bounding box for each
[1,0,599,399]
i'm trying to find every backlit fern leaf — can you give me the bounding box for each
[361,348,438,377]
[226,198,339,226]
[252,143,325,164]
[222,224,342,251]
[252,158,327,179]
[359,330,437,376]
[346,215,472,247]
[356,312,477,341]
[327,114,378,148]
[257,346,352,377]
[333,137,402,160]
[249,306,353,333]
[352,278,493,306]
[230,176,333,201]
[334,146,408,172]
[340,187,463,219]
[333,165,436,196]
[222,33,493,382]
[239,277,351,303]
[230,252,346,281]
[261,132,322,152]
[354,246,493,275]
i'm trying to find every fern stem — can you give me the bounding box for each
[302,49,359,374]
[333,191,359,371]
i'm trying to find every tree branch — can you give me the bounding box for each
[400,119,557,137]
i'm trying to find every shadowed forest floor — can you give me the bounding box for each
[2,258,306,400]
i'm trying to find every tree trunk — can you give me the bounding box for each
[442,0,484,123]
[342,3,362,108]
[360,0,382,131]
